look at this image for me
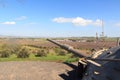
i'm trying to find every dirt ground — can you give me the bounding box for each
[0,61,80,80]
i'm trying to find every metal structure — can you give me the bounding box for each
[47,39,120,80]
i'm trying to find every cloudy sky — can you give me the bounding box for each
[0,0,120,37]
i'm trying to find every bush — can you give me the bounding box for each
[17,48,29,58]
[0,50,10,58]
[11,45,21,54]
[54,48,66,56]
[35,49,47,57]
[57,50,66,56]
[65,58,79,63]
[69,54,78,58]
[1,44,21,55]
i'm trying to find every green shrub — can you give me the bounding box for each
[65,58,79,63]
[1,44,21,54]
[54,48,66,56]
[17,48,29,58]
[35,49,47,57]
[69,54,77,58]
[0,50,10,58]
[54,48,60,53]
[57,50,66,56]
[11,45,21,54]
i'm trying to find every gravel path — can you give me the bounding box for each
[0,61,78,80]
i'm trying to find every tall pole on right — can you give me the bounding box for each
[101,20,104,41]
[117,38,120,46]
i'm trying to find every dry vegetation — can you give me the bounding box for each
[0,38,117,62]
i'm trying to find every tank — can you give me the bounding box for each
[47,39,120,80]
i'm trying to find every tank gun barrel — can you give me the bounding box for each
[47,39,120,62]
[47,39,120,67]
[47,39,90,58]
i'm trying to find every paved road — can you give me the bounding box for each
[0,61,78,80]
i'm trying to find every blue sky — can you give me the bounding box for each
[0,0,120,37]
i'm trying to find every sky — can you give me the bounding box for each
[0,0,120,37]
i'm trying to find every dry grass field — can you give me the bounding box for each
[0,38,117,55]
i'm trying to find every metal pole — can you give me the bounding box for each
[117,38,120,46]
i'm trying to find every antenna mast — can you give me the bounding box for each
[101,20,105,41]
[102,20,104,38]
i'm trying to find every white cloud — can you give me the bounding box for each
[53,17,102,26]
[72,17,93,26]
[53,17,73,23]
[15,16,27,21]
[1,21,16,25]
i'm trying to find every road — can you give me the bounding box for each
[0,61,79,80]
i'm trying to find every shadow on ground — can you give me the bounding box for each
[59,62,81,80]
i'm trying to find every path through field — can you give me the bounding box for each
[0,61,79,80]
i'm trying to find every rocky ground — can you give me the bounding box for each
[0,61,79,80]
